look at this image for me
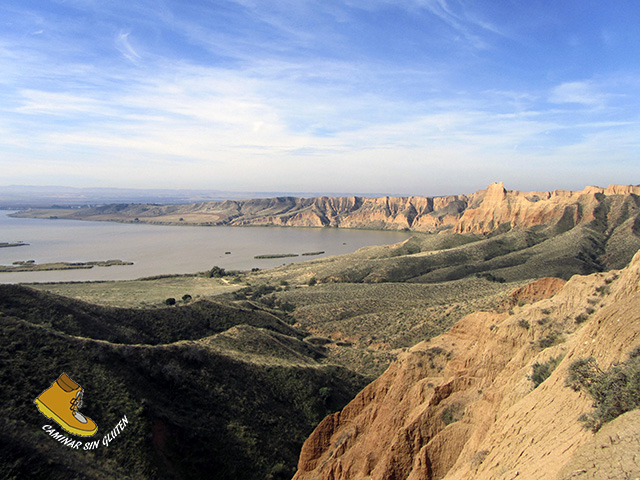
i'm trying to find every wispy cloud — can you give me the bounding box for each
[549,81,604,106]
[1,1,640,193]
[115,31,141,63]
[16,90,110,116]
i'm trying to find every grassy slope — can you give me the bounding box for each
[6,197,640,478]
[0,284,300,345]
[32,275,239,309]
[224,213,640,375]
[0,286,368,480]
[30,209,640,377]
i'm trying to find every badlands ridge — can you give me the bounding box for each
[16,182,640,236]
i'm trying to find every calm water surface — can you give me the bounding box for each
[0,211,411,283]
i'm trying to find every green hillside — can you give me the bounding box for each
[0,286,367,480]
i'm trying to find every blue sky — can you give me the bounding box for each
[1,0,639,196]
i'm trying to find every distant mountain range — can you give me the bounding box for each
[0,185,381,208]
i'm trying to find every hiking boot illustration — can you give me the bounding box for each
[34,373,98,437]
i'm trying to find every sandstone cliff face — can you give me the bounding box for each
[201,182,640,235]
[18,183,640,237]
[293,251,640,480]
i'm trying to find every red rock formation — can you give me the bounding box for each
[508,277,567,306]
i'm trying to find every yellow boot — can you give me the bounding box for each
[35,373,98,437]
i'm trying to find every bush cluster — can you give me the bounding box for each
[565,346,640,432]
[530,355,563,388]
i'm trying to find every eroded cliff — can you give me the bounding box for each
[16,183,640,237]
[293,250,640,480]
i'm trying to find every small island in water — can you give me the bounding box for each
[0,259,134,272]
[0,241,29,248]
[254,251,325,259]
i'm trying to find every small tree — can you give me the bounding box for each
[208,266,226,278]
[318,387,332,407]
[165,297,176,306]
[308,277,317,287]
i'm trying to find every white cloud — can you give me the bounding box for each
[2,2,640,194]
[16,90,110,115]
[115,31,141,63]
[549,81,604,106]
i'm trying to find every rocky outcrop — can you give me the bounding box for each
[17,183,640,236]
[507,277,567,307]
[293,250,640,480]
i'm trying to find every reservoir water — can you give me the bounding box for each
[0,211,411,283]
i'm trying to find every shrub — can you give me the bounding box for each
[518,319,530,329]
[470,450,490,468]
[575,313,589,324]
[476,272,506,283]
[565,347,640,432]
[530,355,563,388]
[278,301,295,313]
[308,277,317,287]
[259,295,275,308]
[318,387,332,406]
[604,274,618,284]
[250,285,276,300]
[441,402,464,425]
[164,298,176,306]
[537,332,562,349]
[182,294,192,303]
[208,266,226,278]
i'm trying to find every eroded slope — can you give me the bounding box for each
[293,251,640,480]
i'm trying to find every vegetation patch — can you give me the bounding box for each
[254,253,299,259]
[537,331,564,349]
[530,355,564,388]
[0,286,368,480]
[476,272,506,283]
[441,402,465,426]
[565,346,640,432]
[208,265,227,277]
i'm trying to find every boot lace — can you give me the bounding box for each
[70,390,83,412]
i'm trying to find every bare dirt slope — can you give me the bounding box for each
[293,250,640,480]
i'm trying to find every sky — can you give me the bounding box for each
[1,0,639,196]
